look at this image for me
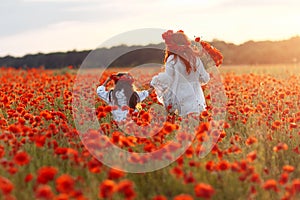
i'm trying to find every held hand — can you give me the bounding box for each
[148,85,154,94]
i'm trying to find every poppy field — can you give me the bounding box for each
[0,64,300,200]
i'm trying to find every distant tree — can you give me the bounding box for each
[1,37,300,69]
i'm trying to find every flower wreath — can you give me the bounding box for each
[110,72,134,84]
[162,30,191,52]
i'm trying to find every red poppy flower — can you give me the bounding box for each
[250,185,257,195]
[152,195,167,200]
[245,136,257,146]
[35,135,46,148]
[99,179,116,199]
[205,160,215,172]
[104,105,112,113]
[289,122,297,129]
[173,194,194,200]
[250,173,261,184]
[246,151,257,162]
[116,180,136,199]
[273,143,288,152]
[262,179,279,192]
[271,120,281,130]
[183,172,195,184]
[197,122,210,134]
[279,173,289,185]
[55,174,75,193]
[292,179,300,193]
[141,112,151,123]
[35,185,54,200]
[54,193,70,200]
[54,147,68,155]
[87,158,102,174]
[194,183,215,199]
[0,176,14,195]
[8,124,21,134]
[24,173,33,183]
[107,168,125,180]
[163,122,177,134]
[37,166,58,184]
[283,165,295,173]
[183,146,193,159]
[8,166,18,175]
[0,146,5,159]
[13,151,30,166]
[217,160,230,171]
[170,166,184,178]
[40,110,53,120]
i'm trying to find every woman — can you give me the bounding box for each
[150,30,210,116]
[97,72,152,122]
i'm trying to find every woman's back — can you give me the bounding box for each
[152,54,210,116]
[167,54,209,84]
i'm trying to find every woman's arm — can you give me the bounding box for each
[197,57,210,85]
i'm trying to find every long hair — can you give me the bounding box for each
[109,79,140,109]
[163,31,198,74]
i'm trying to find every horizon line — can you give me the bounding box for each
[1,35,299,58]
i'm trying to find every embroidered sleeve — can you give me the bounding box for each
[96,85,110,104]
[150,73,172,93]
[150,73,172,104]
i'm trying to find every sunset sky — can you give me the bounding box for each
[1,0,300,56]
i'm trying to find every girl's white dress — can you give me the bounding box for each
[150,55,210,116]
[96,86,149,122]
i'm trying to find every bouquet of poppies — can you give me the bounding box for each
[193,36,223,69]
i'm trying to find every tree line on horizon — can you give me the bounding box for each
[1,36,300,69]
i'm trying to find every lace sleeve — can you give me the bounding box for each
[150,72,172,104]
[196,57,210,85]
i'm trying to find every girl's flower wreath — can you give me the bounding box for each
[110,72,134,84]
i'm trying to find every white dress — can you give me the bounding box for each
[96,86,149,122]
[150,54,210,116]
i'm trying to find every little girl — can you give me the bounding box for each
[97,72,152,122]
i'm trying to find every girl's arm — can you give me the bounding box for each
[96,77,111,103]
[137,84,155,102]
[137,89,150,102]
